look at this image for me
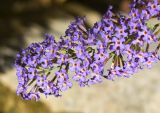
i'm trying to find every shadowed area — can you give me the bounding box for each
[0,82,81,113]
[0,82,52,113]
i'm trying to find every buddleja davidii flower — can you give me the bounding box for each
[136,24,158,42]
[121,60,139,78]
[128,19,141,34]
[84,43,107,85]
[91,11,131,80]
[88,72,103,85]
[94,49,109,62]
[88,60,105,85]
[56,54,69,65]
[93,41,109,62]
[102,20,115,36]
[147,0,160,17]
[91,6,116,43]
[69,59,81,71]
[133,51,147,64]
[17,84,40,101]
[72,65,90,87]
[65,17,89,47]
[35,75,53,96]
[101,17,116,36]
[104,39,140,80]
[122,44,136,60]
[92,22,102,34]
[75,45,86,59]
[69,44,104,86]
[124,33,158,71]
[69,58,87,86]
[16,68,25,85]
[72,62,104,87]
[129,50,158,71]
[129,8,141,21]
[103,6,115,20]
[19,43,43,68]
[15,46,40,89]
[92,6,114,35]
[93,9,129,55]
[109,36,125,55]
[128,23,147,47]
[44,44,58,59]
[44,45,73,93]
[15,34,67,100]
[16,52,38,100]
[102,52,122,80]
[131,0,160,21]
[99,1,159,80]
[105,54,134,80]
[128,21,159,66]
[143,52,158,68]
[15,0,160,101]
[117,43,145,77]
[115,19,128,38]
[55,69,72,91]
[98,31,111,45]
[131,0,146,8]
[106,53,140,80]
[107,66,125,80]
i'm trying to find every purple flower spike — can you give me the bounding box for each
[15,0,160,101]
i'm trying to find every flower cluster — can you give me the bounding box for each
[15,0,160,101]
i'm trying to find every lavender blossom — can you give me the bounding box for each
[15,0,160,101]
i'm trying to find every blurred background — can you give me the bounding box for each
[0,0,160,113]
